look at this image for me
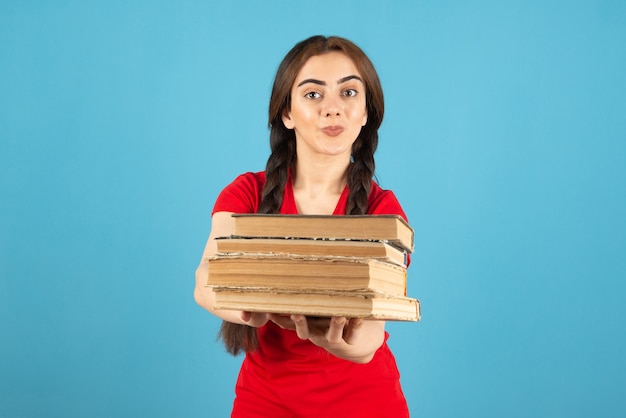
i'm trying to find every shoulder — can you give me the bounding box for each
[228,171,266,190]
[367,180,408,221]
[212,171,266,215]
[368,181,412,265]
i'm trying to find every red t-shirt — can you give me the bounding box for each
[213,171,410,418]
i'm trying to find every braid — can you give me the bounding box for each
[346,132,377,215]
[218,132,295,355]
[259,130,296,214]
[218,321,258,356]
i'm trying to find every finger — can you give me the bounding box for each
[249,312,270,327]
[307,317,331,335]
[268,314,295,330]
[326,317,347,343]
[290,314,310,340]
[343,318,364,343]
[241,312,268,327]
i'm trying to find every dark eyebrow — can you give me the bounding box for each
[297,75,363,88]
[338,75,362,84]
[297,78,326,87]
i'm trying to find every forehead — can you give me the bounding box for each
[294,51,362,83]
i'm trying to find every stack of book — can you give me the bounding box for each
[206,214,420,321]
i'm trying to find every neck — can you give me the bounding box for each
[291,153,351,215]
[293,155,350,194]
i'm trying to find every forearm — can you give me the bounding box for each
[194,211,257,325]
[194,262,253,325]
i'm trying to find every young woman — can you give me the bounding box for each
[195,35,411,417]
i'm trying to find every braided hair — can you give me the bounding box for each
[220,35,385,355]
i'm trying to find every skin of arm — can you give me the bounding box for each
[194,212,387,363]
[194,211,270,327]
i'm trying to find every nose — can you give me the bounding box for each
[322,96,341,117]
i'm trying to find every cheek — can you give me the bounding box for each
[292,104,316,122]
[352,103,367,126]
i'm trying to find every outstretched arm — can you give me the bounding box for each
[196,212,386,361]
[194,211,269,327]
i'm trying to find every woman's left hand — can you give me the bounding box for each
[270,315,362,342]
[268,314,382,363]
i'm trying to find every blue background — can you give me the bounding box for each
[1,1,625,417]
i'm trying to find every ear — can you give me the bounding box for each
[282,109,295,129]
[361,109,368,127]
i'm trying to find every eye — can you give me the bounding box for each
[304,91,322,100]
[342,88,358,97]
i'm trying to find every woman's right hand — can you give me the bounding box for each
[240,311,270,328]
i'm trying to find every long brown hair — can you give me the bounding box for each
[219,35,385,355]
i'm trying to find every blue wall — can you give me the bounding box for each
[1,1,625,417]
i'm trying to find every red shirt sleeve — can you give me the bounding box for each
[367,182,409,222]
[366,181,412,265]
[212,172,265,215]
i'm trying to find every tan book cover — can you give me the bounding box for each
[215,237,407,267]
[213,288,421,322]
[229,214,414,253]
[207,255,407,296]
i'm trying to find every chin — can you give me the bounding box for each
[318,148,352,158]
[318,142,355,156]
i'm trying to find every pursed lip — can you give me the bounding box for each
[321,125,344,137]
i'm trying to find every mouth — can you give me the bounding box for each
[321,125,344,137]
